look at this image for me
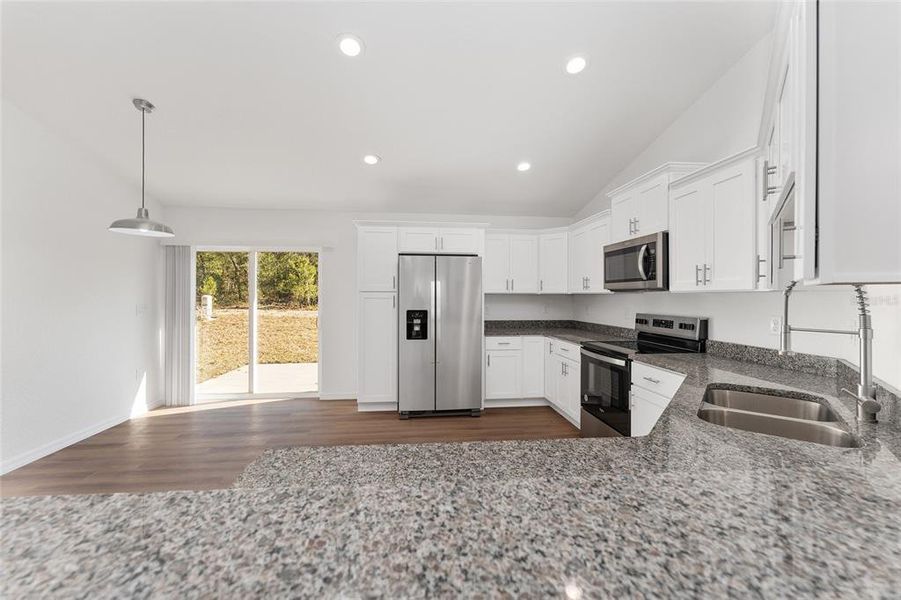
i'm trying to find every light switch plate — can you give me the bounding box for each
[769,316,782,334]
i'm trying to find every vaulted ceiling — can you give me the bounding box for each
[2,1,776,216]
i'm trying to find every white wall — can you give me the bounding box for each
[573,286,901,390]
[1,100,165,473]
[162,207,569,399]
[575,33,773,219]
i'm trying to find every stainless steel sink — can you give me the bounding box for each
[698,387,858,448]
[703,388,837,422]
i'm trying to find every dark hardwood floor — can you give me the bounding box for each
[0,399,579,497]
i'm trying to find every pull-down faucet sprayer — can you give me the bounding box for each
[779,281,881,423]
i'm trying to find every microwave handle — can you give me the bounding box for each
[637,244,649,280]
[580,349,627,367]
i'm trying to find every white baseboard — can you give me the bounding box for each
[484,397,549,409]
[357,401,398,412]
[1,411,131,475]
[319,392,356,401]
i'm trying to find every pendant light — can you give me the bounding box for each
[108,98,174,237]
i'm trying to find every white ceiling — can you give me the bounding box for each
[2,1,777,217]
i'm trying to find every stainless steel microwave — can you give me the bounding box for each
[603,231,668,291]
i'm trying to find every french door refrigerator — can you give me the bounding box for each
[398,254,482,416]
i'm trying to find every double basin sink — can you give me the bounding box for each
[698,386,858,447]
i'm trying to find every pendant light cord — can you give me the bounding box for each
[141,107,146,210]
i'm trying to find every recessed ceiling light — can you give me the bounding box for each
[363,154,380,165]
[565,55,587,75]
[338,34,364,57]
[516,161,531,172]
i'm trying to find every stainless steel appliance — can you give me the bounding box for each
[580,313,707,436]
[603,231,668,291]
[398,254,482,417]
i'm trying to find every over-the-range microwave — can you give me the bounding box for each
[603,231,668,291]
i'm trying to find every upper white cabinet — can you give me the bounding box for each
[538,232,568,293]
[357,226,398,292]
[669,150,758,292]
[398,227,481,254]
[568,216,610,293]
[608,163,706,243]
[484,233,539,293]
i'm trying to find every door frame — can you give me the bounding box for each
[193,245,323,401]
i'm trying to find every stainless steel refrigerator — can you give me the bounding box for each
[398,254,482,416]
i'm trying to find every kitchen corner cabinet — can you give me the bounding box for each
[398,227,481,254]
[357,226,398,292]
[608,163,706,243]
[357,292,397,404]
[669,151,758,292]
[538,232,568,293]
[568,216,610,293]
[484,233,539,293]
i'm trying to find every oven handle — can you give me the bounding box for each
[580,349,627,367]
[637,244,649,281]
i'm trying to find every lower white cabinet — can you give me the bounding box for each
[544,339,557,401]
[629,362,685,436]
[551,356,581,423]
[521,336,545,398]
[485,350,522,399]
[357,292,397,405]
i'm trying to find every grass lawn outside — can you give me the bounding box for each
[196,308,319,383]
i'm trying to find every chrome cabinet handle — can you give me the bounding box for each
[757,255,767,280]
[561,362,564,375]
[511,279,514,291]
[497,342,510,346]
[505,278,509,291]
[392,275,396,289]
[487,354,491,367]
[540,279,543,292]
[704,264,711,285]
[435,237,438,250]
[633,217,639,234]
[392,295,395,308]
[643,376,660,384]
[695,264,702,286]
[440,237,444,250]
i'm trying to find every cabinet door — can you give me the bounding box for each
[486,350,522,399]
[508,234,539,293]
[484,234,510,293]
[586,219,609,293]
[563,358,581,421]
[358,292,397,404]
[398,227,439,252]
[357,227,398,292]
[636,175,669,235]
[630,386,668,437]
[543,339,556,402]
[708,159,756,291]
[521,337,545,398]
[669,183,708,291]
[438,228,481,254]
[538,233,567,293]
[610,192,636,242]
[568,226,591,293]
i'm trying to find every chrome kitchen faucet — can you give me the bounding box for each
[780,281,881,423]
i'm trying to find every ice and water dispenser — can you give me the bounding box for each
[406,310,428,340]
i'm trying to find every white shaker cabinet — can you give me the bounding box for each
[669,150,758,292]
[357,226,398,292]
[484,233,539,293]
[398,227,481,254]
[538,232,568,294]
[485,349,522,399]
[521,336,545,398]
[357,292,397,404]
[568,215,610,293]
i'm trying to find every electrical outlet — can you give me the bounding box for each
[769,316,782,334]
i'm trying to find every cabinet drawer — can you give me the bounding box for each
[552,340,580,360]
[486,336,522,350]
[631,362,685,399]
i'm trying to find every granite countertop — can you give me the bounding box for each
[3,350,900,596]
[484,320,635,345]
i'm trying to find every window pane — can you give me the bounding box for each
[195,251,250,395]
[255,251,319,393]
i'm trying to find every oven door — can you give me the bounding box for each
[580,348,631,436]
[603,232,668,291]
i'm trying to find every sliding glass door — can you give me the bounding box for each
[194,249,319,399]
